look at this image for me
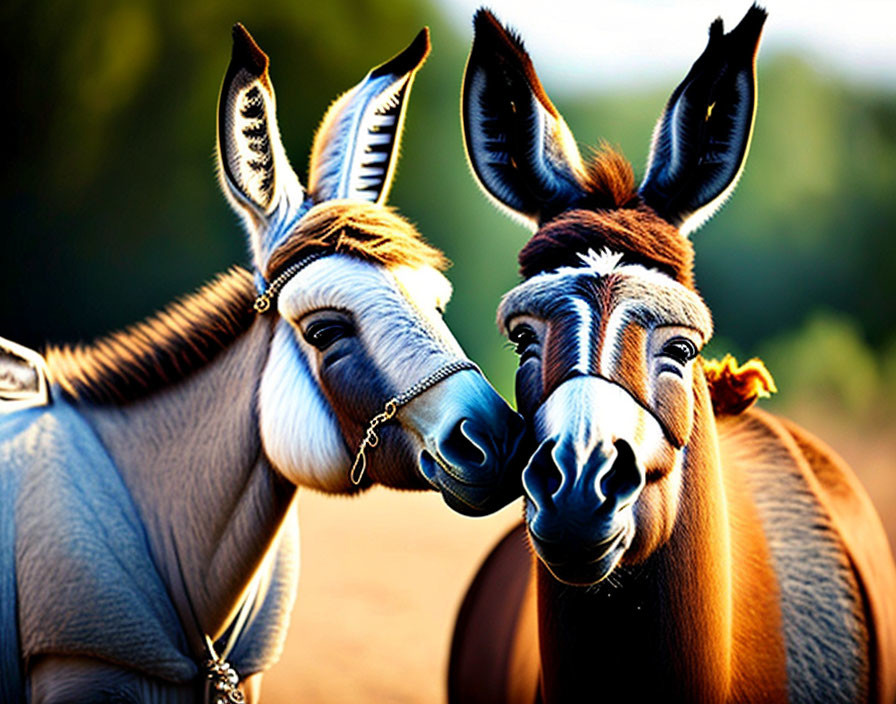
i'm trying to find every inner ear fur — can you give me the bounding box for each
[639,4,767,235]
[462,9,587,227]
[307,28,430,206]
[217,24,302,219]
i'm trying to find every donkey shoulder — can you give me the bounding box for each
[719,407,896,703]
[775,414,896,704]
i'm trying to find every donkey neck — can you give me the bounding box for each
[535,381,738,703]
[77,315,296,653]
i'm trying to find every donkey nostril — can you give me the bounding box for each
[523,439,563,502]
[439,419,487,468]
[599,439,643,504]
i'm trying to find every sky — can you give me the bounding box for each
[434,0,896,92]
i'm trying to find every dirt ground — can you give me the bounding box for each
[261,412,896,703]
[262,488,521,703]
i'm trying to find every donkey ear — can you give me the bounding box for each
[639,4,767,236]
[217,24,305,269]
[307,28,430,205]
[462,10,586,228]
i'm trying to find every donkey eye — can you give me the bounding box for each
[303,319,353,351]
[508,323,538,356]
[660,338,698,365]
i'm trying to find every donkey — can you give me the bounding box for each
[448,7,896,703]
[0,25,526,702]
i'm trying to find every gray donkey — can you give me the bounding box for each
[0,25,525,702]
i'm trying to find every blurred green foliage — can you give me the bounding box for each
[2,0,895,415]
[759,312,880,418]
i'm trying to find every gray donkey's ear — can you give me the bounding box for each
[308,28,430,205]
[462,9,586,229]
[640,4,767,236]
[217,24,305,270]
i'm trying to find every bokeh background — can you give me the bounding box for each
[3,0,894,701]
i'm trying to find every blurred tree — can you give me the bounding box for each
[2,0,895,410]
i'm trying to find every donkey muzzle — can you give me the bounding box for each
[523,376,650,584]
[402,368,527,516]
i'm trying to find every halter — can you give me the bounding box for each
[252,251,480,485]
[348,358,478,485]
[253,250,329,313]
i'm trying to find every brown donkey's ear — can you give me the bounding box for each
[462,9,587,229]
[640,4,767,236]
[307,28,430,206]
[217,24,306,272]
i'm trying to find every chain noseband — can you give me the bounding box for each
[349,359,478,485]
[252,252,480,487]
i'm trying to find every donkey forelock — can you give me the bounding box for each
[516,147,694,289]
[264,200,447,282]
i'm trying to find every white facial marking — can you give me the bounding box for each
[570,297,592,376]
[599,303,631,379]
[535,376,667,483]
[576,247,625,276]
[499,258,712,341]
[259,322,351,491]
[278,255,463,388]
[390,265,460,353]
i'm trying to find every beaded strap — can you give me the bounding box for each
[253,251,329,314]
[203,636,245,703]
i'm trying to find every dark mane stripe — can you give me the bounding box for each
[45,267,257,404]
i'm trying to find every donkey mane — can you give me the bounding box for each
[702,354,777,416]
[45,204,445,405]
[45,267,257,404]
[515,144,695,285]
[264,200,447,281]
[580,144,640,211]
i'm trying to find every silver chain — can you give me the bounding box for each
[350,359,479,485]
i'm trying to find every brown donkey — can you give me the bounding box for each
[449,6,896,703]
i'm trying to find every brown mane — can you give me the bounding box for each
[265,200,448,281]
[45,267,257,404]
[702,354,777,416]
[580,144,640,211]
[519,207,695,288]
[517,145,694,287]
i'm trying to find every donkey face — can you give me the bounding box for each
[499,243,713,584]
[463,7,765,580]
[219,26,524,514]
